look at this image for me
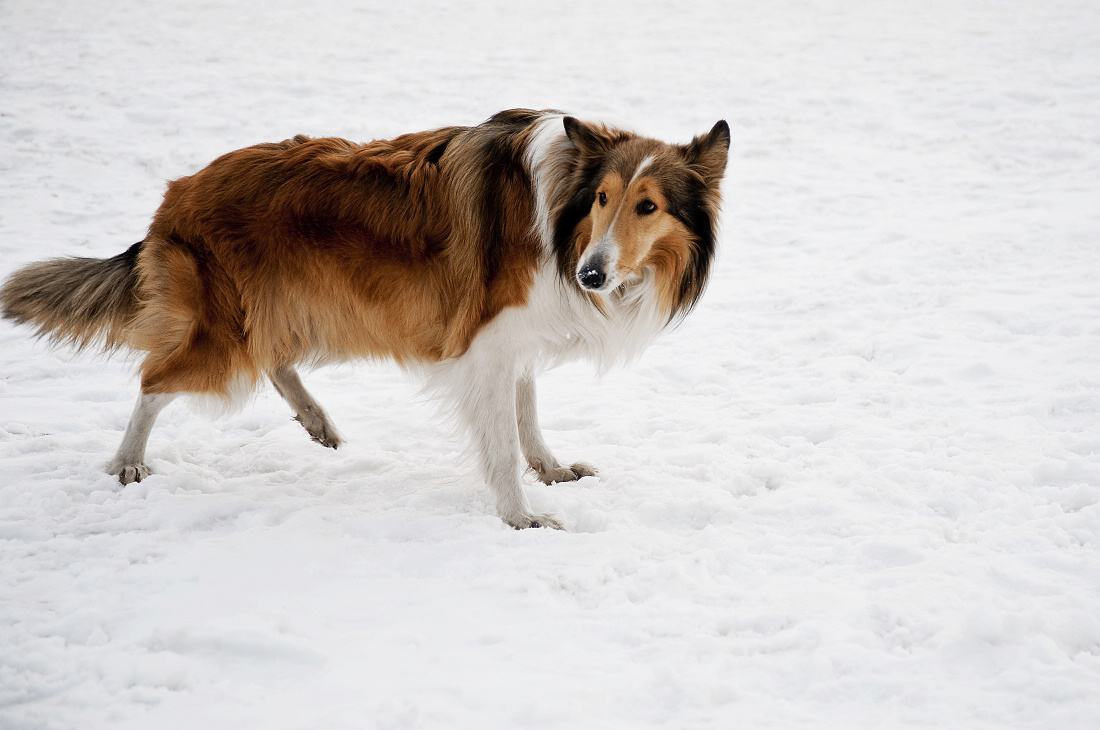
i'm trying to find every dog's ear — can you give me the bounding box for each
[683,120,730,184]
[563,116,608,156]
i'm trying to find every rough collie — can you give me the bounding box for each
[0,109,729,529]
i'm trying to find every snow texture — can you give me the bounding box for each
[2,1,1099,728]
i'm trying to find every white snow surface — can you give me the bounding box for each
[2,1,1099,728]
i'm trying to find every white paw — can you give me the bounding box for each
[535,462,598,485]
[502,512,566,530]
[115,464,151,485]
[294,414,343,450]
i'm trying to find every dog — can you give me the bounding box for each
[0,109,729,529]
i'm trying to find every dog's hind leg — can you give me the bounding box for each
[269,365,343,449]
[107,391,177,484]
[516,374,597,485]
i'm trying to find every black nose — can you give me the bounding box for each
[578,267,606,290]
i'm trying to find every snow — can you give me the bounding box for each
[2,0,1099,727]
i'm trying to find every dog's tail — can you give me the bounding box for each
[0,241,143,351]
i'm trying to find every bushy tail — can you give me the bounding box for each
[0,241,142,351]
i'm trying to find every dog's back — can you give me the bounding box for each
[4,117,551,399]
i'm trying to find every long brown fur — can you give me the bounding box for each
[1,111,556,397]
[0,110,727,402]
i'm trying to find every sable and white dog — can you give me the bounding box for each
[0,109,729,529]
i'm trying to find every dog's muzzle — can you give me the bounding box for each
[576,251,608,291]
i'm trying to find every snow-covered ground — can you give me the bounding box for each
[2,0,1099,727]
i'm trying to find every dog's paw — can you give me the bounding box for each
[309,430,343,450]
[294,414,343,450]
[502,512,566,530]
[536,462,598,485]
[115,464,151,485]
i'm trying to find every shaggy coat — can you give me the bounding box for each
[0,109,729,528]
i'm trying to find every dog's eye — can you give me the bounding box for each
[598,191,607,207]
[636,199,657,215]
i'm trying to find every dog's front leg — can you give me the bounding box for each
[442,352,564,530]
[516,374,597,485]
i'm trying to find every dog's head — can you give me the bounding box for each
[558,116,729,318]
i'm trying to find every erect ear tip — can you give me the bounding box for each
[712,119,731,146]
[563,116,602,151]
